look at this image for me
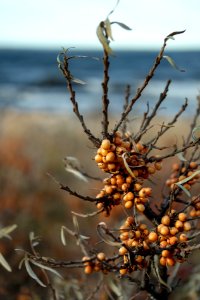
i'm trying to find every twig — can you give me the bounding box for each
[135,80,171,143]
[113,31,185,133]
[101,50,110,139]
[59,54,100,147]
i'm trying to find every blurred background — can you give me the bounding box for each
[0,0,200,299]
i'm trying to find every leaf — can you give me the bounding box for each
[71,209,103,218]
[107,0,120,17]
[30,259,63,279]
[63,156,88,182]
[24,255,46,287]
[96,22,113,55]
[97,222,121,247]
[61,226,67,246]
[71,77,86,85]
[176,152,187,161]
[105,18,114,41]
[163,56,185,72]
[111,21,132,30]
[166,30,186,40]
[192,126,200,142]
[0,224,17,239]
[0,253,12,272]
[122,153,136,178]
[175,170,200,197]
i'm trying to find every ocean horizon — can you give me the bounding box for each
[0,48,200,116]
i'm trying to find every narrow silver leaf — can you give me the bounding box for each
[192,126,200,141]
[0,224,17,239]
[163,56,185,72]
[0,253,12,272]
[30,259,63,279]
[24,256,46,287]
[111,21,132,30]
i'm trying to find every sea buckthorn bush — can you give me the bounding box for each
[17,10,200,300]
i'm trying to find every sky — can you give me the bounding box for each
[1,0,200,50]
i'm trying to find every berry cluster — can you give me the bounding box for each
[95,134,162,214]
[166,161,199,191]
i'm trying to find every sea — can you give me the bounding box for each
[0,49,200,116]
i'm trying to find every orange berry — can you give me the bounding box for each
[134,183,142,191]
[183,221,192,231]
[136,143,144,152]
[126,176,133,184]
[96,203,104,210]
[175,220,184,230]
[119,247,128,255]
[147,166,156,174]
[122,183,129,191]
[135,230,141,238]
[95,154,102,163]
[106,152,115,162]
[160,225,170,236]
[161,215,171,226]
[189,161,198,169]
[172,163,180,171]
[101,148,109,156]
[119,268,127,275]
[101,139,111,150]
[168,236,178,245]
[107,163,116,171]
[162,250,170,258]
[125,216,134,226]
[179,233,188,242]
[144,187,152,196]
[166,257,176,267]
[131,240,139,247]
[139,224,147,230]
[136,203,145,212]
[123,192,134,202]
[148,232,158,242]
[105,185,113,194]
[154,162,162,171]
[97,252,106,261]
[84,265,93,274]
[160,240,168,248]
[135,255,143,263]
[160,256,167,266]
[170,227,178,236]
[178,213,187,222]
[120,232,129,241]
[124,200,133,209]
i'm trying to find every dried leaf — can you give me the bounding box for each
[166,30,186,40]
[122,153,136,178]
[24,255,46,287]
[111,21,132,30]
[163,56,185,72]
[96,22,113,55]
[0,253,12,272]
[105,18,114,41]
[192,126,200,142]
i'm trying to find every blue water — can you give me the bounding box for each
[0,49,200,115]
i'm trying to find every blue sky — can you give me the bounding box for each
[1,0,200,50]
